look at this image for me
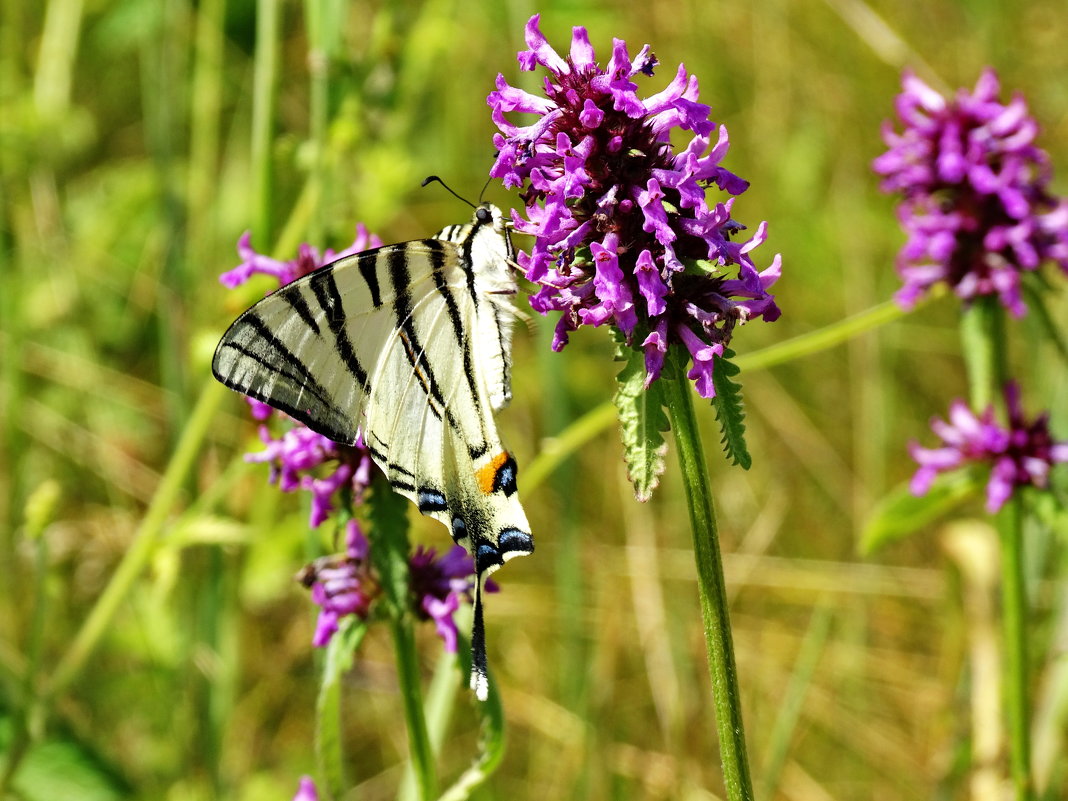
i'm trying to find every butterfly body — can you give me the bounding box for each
[213,205,532,698]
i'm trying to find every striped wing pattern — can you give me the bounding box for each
[212,206,533,699]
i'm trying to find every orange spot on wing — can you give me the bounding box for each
[475,451,509,495]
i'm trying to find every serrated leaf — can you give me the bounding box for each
[316,619,367,800]
[711,349,752,469]
[614,346,670,501]
[860,470,983,554]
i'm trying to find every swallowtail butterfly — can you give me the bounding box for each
[212,204,533,699]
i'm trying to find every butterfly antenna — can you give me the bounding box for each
[422,175,476,209]
[477,175,493,204]
[470,573,490,701]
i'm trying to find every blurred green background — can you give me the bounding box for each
[2,0,1067,799]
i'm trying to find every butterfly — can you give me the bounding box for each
[212,203,533,700]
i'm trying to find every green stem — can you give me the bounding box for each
[390,618,438,801]
[252,0,280,244]
[662,362,754,801]
[999,494,1033,800]
[524,296,931,496]
[737,293,934,373]
[961,296,1032,797]
[46,379,226,699]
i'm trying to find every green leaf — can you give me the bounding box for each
[710,349,752,470]
[367,473,411,614]
[959,297,1002,409]
[0,720,127,801]
[316,619,367,800]
[860,470,983,554]
[614,345,670,502]
[436,631,507,801]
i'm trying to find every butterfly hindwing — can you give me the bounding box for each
[212,205,533,699]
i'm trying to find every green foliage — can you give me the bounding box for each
[0,721,127,801]
[614,344,670,501]
[317,620,367,799]
[366,476,412,616]
[438,632,506,801]
[860,470,983,554]
[710,349,752,470]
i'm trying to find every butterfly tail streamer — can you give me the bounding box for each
[470,572,490,701]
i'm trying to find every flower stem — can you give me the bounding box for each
[662,364,754,801]
[736,292,936,373]
[961,296,1033,797]
[525,297,928,496]
[999,493,1033,799]
[390,617,438,801]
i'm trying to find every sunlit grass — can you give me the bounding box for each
[2,1,1067,799]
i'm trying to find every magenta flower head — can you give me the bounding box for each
[219,227,381,528]
[489,15,781,398]
[874,69,1068,316]
[909,382,1068,513]
[407,545,497,654]
[298,520,379,647]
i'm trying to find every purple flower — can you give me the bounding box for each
[874,69,1068,316]
[299,520,378,647]
[292,776,319,801]
[407,545,496,653]
[909,382,1068,512]
[489,15,781,398]
[220,228,381,529]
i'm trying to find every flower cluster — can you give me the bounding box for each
[909,382,1068,512]
[874,69,1068,316]
[488,15,781,398]
[297,521,485,652]
[220,227,380,529]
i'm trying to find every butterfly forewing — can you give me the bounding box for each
[212,205,533,699]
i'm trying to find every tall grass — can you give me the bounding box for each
[2,1,1067,799]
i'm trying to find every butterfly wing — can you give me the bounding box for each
[212,209,533,698]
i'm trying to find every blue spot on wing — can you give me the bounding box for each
[418,488,448,512]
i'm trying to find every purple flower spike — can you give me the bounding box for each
[909,382,1068,513]
[874,68,1068,315]
[489,15,781,398]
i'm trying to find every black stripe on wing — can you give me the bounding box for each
[387,247,489,460]
[308,266,369,391]
[213,314,355,443]
[277,285,320,335]
[426,240,489,448]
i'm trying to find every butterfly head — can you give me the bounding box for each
[469,203,516,280]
